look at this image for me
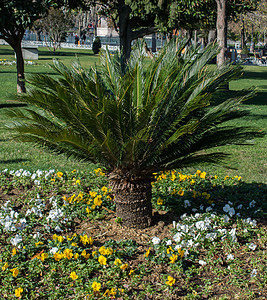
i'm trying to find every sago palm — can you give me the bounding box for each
[4,39,263,228]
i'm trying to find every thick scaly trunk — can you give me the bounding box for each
[109,169,152,229]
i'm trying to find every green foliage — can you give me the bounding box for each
[3,39,264,175]
[155,0,259,34]
[92,37,102,54]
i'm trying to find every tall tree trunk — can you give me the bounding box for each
[118,2,132,60]
[216,0,229,91]
[241,14,245,49]
[216,0,228,67]
[12,37,26,94]
[109,170,152,229]
[208,29,216,44]
[152,32,156,52]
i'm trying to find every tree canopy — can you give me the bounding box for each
[0,0,84,93]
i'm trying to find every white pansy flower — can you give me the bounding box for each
[223,215,230,223]
[180,213,187,220]
[10,234,22,246]
[55,225,63,232]
[151,237,161,245]
[33,232,41,239]
[199,260,207,266]
[223,204,235,217]
[50,247,59,254]
[248,243,257,251]
[205,232,217,241]
[249,200,256,208]
[250,269,257,277]
[184,200,191,208]
[173,232,183,243]
[226,254,234,261]
[166,240,172,246]
[195,221,206,231]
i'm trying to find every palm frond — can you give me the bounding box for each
[3,38,264,174]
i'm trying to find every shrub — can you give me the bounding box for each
[92,37,101,54]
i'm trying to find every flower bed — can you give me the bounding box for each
[0,169,266,299]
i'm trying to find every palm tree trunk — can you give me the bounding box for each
[109,170,152,229]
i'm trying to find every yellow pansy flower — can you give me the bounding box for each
[196,170,202,176]
[177,248,185,258]
[91,281,101,292]
[57,171,63,178]
[89,191,97,198]
[166,246,174,254]
[57,236,64,243]
[178,189,184,196]
[120,263,128,270]
[69,271,78,280]
[35,241,44,247]
[98,255,107,265]
[81,250,90,259]
[129,269,135,275]
[54,252,63,261]
[157,197,164,205]
[40,253,48,262]
[15,287,23,297]
[165,276,175,286]
[10,268,19,277]
[171,189,177,195]
[80,234,93,245]
[94,196,102,206]
[63,249,73,260]
[169,253,178,263]
[144,248,150,258]
[12,248,17,256]
[114,258,122,265]
[200,172,206,179]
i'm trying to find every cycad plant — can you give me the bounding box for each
[4,39,263,228]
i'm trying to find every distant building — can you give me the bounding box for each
[97,18,118,37]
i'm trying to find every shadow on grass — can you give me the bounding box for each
[153,181,267,227]
[37,49,95,59]
[0,158,29,164]
[0,48,14,56]
[242,71,267,80]
[212,90,267,106]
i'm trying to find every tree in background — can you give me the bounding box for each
[0,0,56,93]
[37,7,74,54]
[229,1,267,49]
[87,0,161,60]
[0,0,85,93]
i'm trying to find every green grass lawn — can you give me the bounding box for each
[0,45,266,183]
